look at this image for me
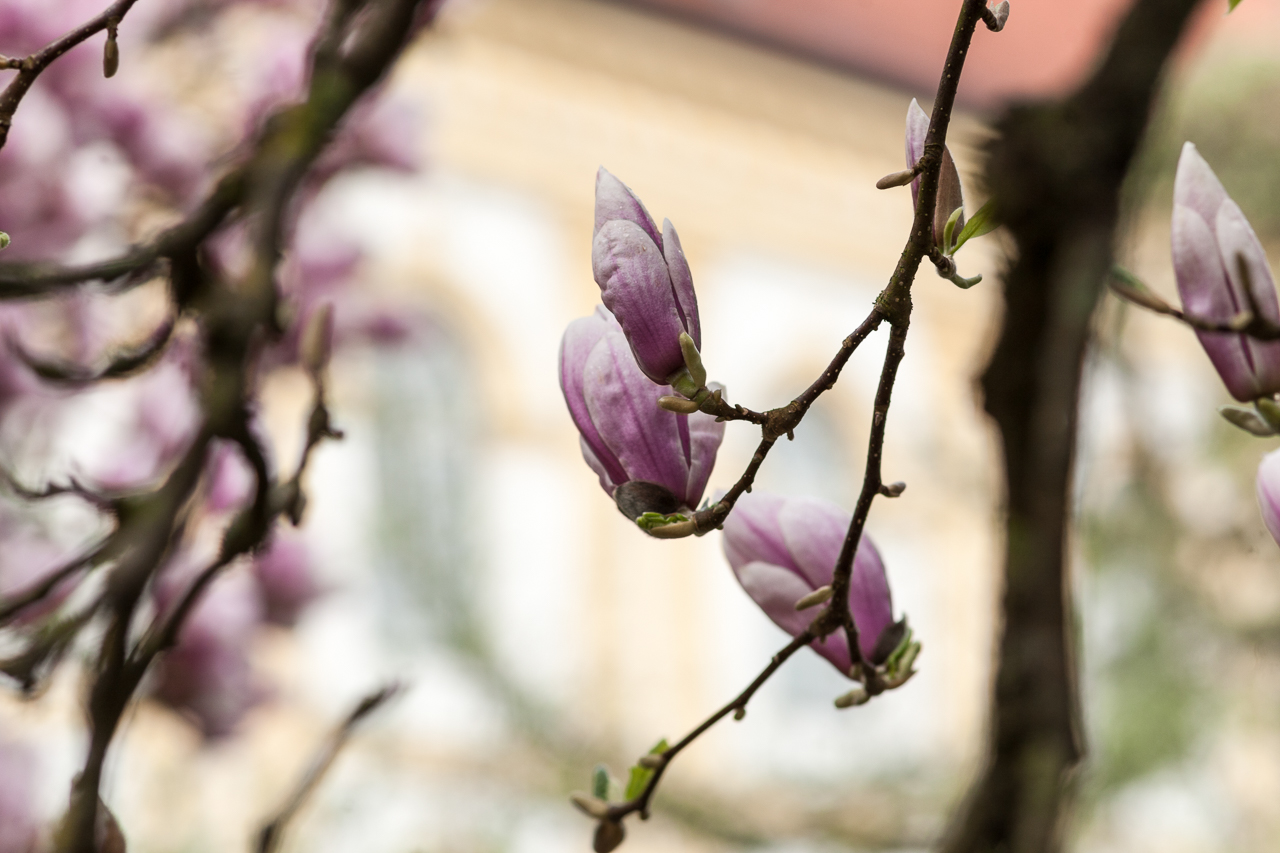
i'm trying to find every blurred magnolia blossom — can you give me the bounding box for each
[203,439,256,515]
[721,492,897,673]
[0,528,82,625]
[252,530,321,627]
[1171,142,1280,402]
[84,339,202,494]
[151,554,270,739]
[0,736,40,853]
[559,306,724,520]
[0,0,426,746]
[0,0,422,333]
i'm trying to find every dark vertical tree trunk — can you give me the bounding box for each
[941,1,1207,850]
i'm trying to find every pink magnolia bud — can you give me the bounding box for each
[591,169,700,385]
[721,492,895,672]
[1172,142,1280,402]
[1257,449,1280,548]
[905,99,965,252]
[559,307,723,518]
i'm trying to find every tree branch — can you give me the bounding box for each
[940,1,1207,851]
[572,630,814,835]
[822,0,989,669]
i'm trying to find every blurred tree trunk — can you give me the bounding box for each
[941,0,1207,850]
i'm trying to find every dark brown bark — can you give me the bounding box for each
[941,1,1207,851]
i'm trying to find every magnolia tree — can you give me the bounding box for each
[0,0,436,850]
[0,0,1261,851]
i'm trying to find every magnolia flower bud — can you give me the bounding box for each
[721,492,896,673]
[103,35,119,78]
[1172,142,1280,402]
[1257,449,1280,548]
[592,168,700,385]
[906,99,965,253]
[560,308,724,520]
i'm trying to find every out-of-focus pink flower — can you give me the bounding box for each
[1257,449,1280,548]
[0,736,40,853]
[721,492,895,673]
[0,309,47,423]
[151,560,267,739]
[203,440,255,514]
[90,342,201,493]
[314,96,420,179]
[267,227,423,367]
[0,90,87,261]
[1172,142,1280,402]
[0,532,83,624]
[251,531,320,627]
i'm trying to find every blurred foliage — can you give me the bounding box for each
[1079,448,1202,793]
[1076,302,1280,851]
[1134,56,1280,241]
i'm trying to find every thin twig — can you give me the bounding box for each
[0,0,142,151]
[10,316,178,386]
[1109,266,1280,340]
[256,684,403,853]
[691,308,884,535]
[823,0,989,667]
[602,631,814,823]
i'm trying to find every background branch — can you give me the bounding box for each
[941,1,1207,850]
[256,684,403,853]
[51,1,437,849]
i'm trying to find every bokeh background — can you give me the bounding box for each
[3,0,1280,850]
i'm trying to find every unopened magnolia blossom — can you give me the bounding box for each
[1172,142,1280,402]
[722,492,897,673]
[906,98,966,252]
[591,168,701,386]
[1257,449,1280,548]
[560,306,723,519]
